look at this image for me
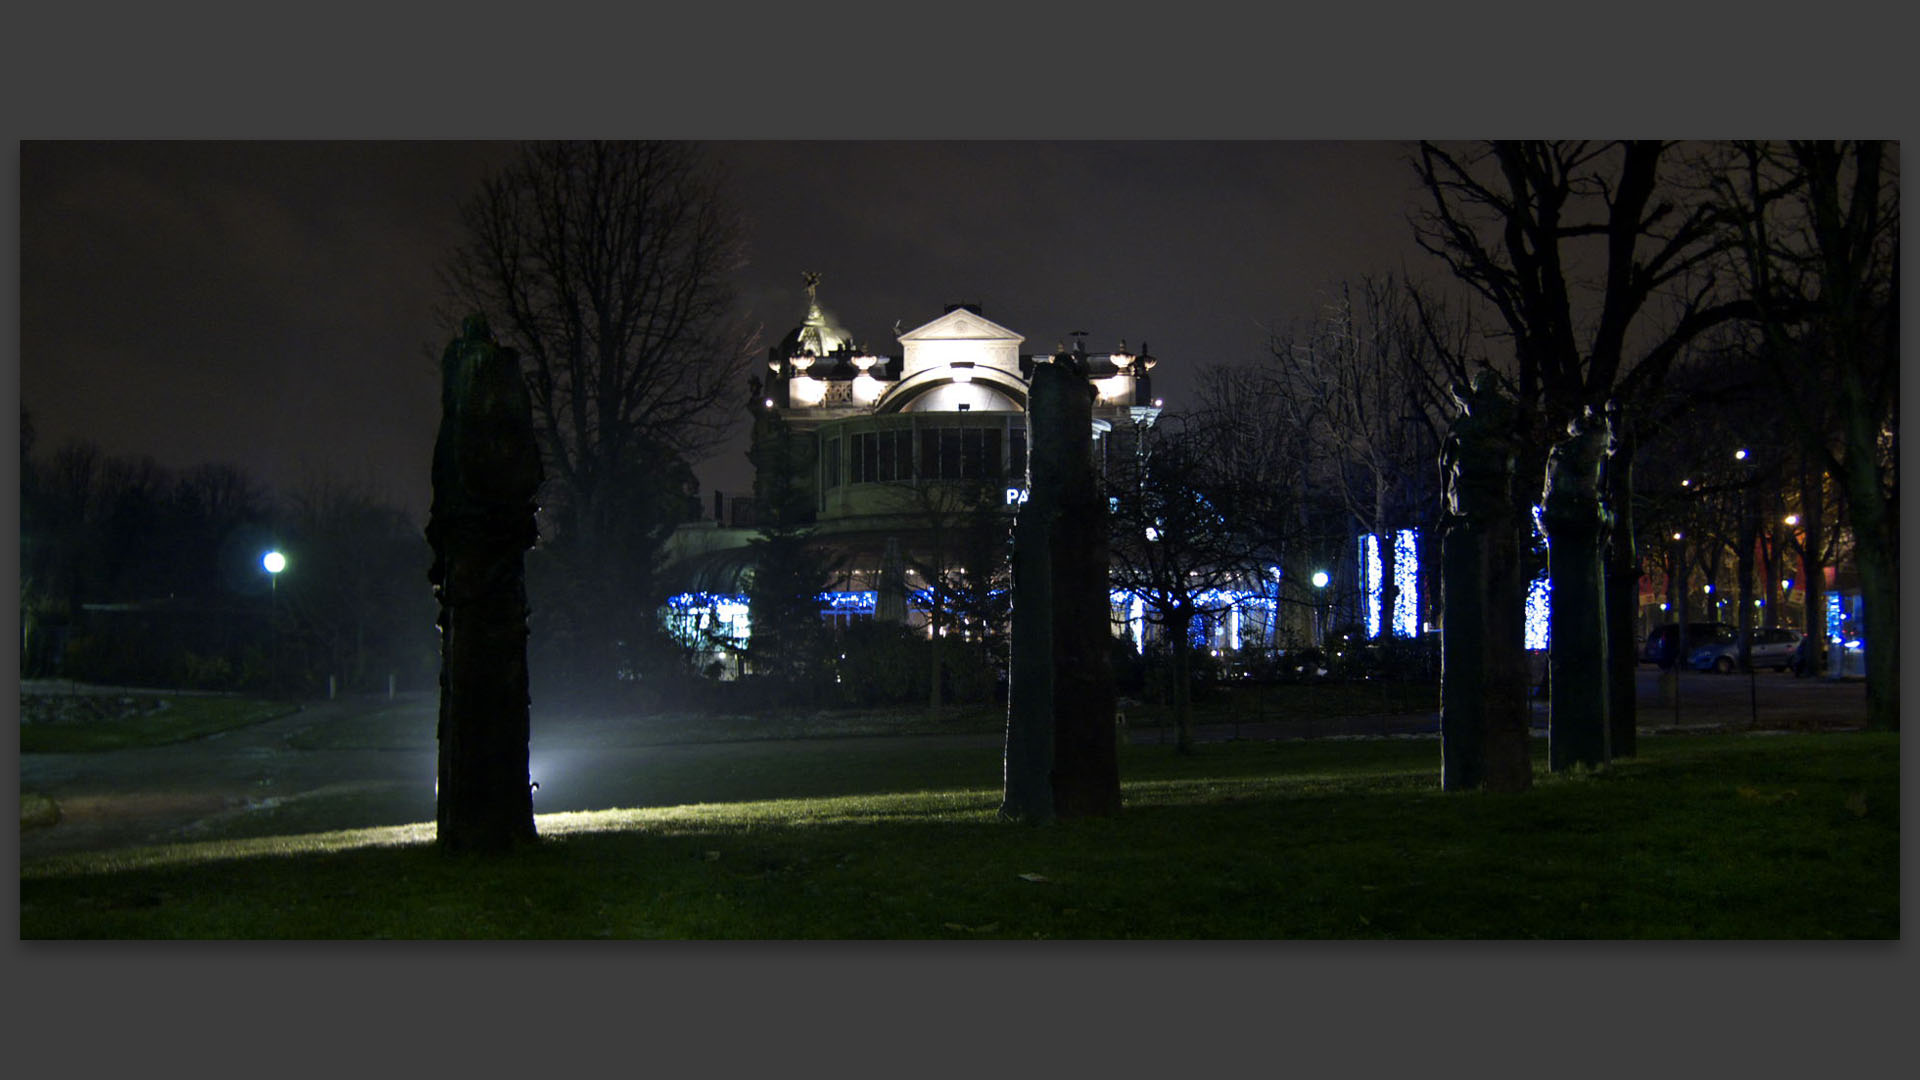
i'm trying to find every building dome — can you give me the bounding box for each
[781,271,857,357]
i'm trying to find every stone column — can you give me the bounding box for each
[428,315,543,854]
[1439,510,1485,791]
[1439,373,1532,792]
[1543,407,1612,772]
[1001,355,1120,821]
[1047,360,1120,819]
[1000,367,1062,823]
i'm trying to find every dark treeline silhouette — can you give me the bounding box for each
[19,417,434,694]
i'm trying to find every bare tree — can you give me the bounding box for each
[1412,141,1756,768]
[1708,140,1898,730]
[442,141,759,690]
[1107,413,1261,754]
[1190,362,1318,647]
[880,479,1011,717]
[279,474,433,694]
[1268,275,1451,641]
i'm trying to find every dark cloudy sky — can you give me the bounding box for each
[21,140,1433,520]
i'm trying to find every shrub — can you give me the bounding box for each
[1110,634,1146,696]
[178,651,237,691]
[830,622,927,707]
[1141,642,1223,703]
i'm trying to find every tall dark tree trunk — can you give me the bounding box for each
[1764,517,1785,628]
[1169,608,1196,755]
[1801,140,1896,730]
[1737,493,1758,644]
[928,598,945,718]
[429,315,543,855]
[1838,338,1897,729]
[1798,467,1826,680]
[1851,513,1898,730]
[1603,406,1638,757]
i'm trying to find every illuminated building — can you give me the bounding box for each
[659,283,1270,673]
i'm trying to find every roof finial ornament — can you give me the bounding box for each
[801,270,821,307]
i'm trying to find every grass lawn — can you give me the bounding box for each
[19,696,301,753]
[20,731,1896,939]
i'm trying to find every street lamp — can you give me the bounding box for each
[1311,570,1330,646]
[264,550,285,691]
[263,549,287,613]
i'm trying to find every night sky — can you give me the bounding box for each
[21,140,1433,520]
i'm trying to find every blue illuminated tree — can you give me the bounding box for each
[1107,413,1262,754]
[1267,275,1448,643]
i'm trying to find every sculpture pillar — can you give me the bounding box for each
[1543,407,1612,771]
[1440,373,1532,792]
[1047,359,1120,819]
[1001,365,1062,823]
[1001,355,1119,821]
[428,315,543,854]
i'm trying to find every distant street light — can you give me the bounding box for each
[264,550,286,604]
[1311,570,1330,646]
[264,550,286,691]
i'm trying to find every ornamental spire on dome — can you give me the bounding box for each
[793,270,854,357]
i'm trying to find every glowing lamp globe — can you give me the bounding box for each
[263,551,287,575]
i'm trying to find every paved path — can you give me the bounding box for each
[18,667,1870,860]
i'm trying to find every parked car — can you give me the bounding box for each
[1641,622,1737,669]
[1689,626,1804,673]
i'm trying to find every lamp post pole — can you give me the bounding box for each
[263,550,285,692]
[1311,570,1330,648]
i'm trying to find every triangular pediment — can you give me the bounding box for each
[896,308,1025,345]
